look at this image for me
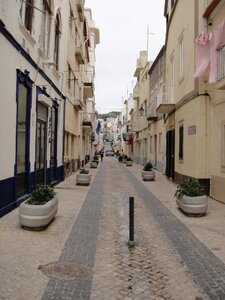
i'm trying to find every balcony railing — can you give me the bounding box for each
[218,45,225,81]
[75,40,85,64]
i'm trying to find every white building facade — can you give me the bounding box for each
[0,0,67,216]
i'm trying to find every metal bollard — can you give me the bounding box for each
[129,197,134,246]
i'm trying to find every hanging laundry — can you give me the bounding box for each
[194,32,211,79]
[209,19,225,82]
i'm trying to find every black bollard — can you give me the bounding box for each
[129,197,134,246]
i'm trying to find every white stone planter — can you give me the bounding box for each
[126,160,133,167]
[142,170,155,181]
[19,196,58,230]
[76,173,91,185]
[90,161,98,168]
[176,195,208,216]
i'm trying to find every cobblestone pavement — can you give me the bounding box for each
[1,158,225,299]
[90,159,208,300]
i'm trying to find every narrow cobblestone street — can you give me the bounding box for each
[1,158,225,299]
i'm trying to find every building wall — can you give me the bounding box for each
[0,1,66,216]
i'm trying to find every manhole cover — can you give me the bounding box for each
[38,261,92,280]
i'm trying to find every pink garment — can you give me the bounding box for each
[194,32,211,79]
[209,19,225,82]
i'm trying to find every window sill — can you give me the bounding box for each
[19,22,36,47]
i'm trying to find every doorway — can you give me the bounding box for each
[36,103,48,185]
[16,82,30,198]
[166,129,175,180]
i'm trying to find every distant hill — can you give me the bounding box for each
[97,111,121,120]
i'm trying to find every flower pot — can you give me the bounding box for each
[142,170,155,181]
[19,196,58,230]
[76,173,91,185]
[176,195,208,216]
[126,160,133,167]
[90,161,98,168]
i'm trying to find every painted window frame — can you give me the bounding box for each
[20,0,34,33]
[179,36,184,79]
[218,45,225,81]
[15,69,33,198]
[54,13,61,70]
[43,0,52,55]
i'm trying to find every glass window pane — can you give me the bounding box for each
[17,83,27,174]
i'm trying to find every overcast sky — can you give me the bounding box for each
[85,0,166,113]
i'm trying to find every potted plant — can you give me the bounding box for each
[142,161,155,181]
[76,168,91,185]
[126,157,133,167]
[122,154,128,164]
[19,185,58,230]
[174,178,208,216]
[90,155,99,168]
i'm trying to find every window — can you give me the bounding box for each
[170,57,175,101]
[222,121,225,169]
[21,0,33,33]
[69,5,74,32]
[159,132,162,154]
[43,0,51,54]
[16,70,33,198]
[171,0,174,10]
[179,38,184,78]
[218,45,225,80]
[150,135,153,153]
[68,63,72,91]
[67,63,76,95]
[54,13,61,70]
[179,124,184,160]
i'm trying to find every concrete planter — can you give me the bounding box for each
[76,173,91,185]
[126,160,133,167]
[142,170,155,181]
[19,196,58,230]
[176,195,208,216]
[90,161,98,168]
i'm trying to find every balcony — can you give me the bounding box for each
[83,82,94,98]
[217,45,225,90]
[82,112,93,128]
[133,83,140,100]
[75,40,85,65]
[156,91,175,114]
[156,103,175,114]
[83,70,94,98]
[147,102,158,121]
[74,99,83,111]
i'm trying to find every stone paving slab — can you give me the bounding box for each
[121,161,225,299]
[0,166,99,300]
[1,158,225,299]
[90,158,208,300]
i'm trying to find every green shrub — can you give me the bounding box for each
[79,168,89,174]
[174,178,205,198]
[28,185,55,205]
[143,161,153,171]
